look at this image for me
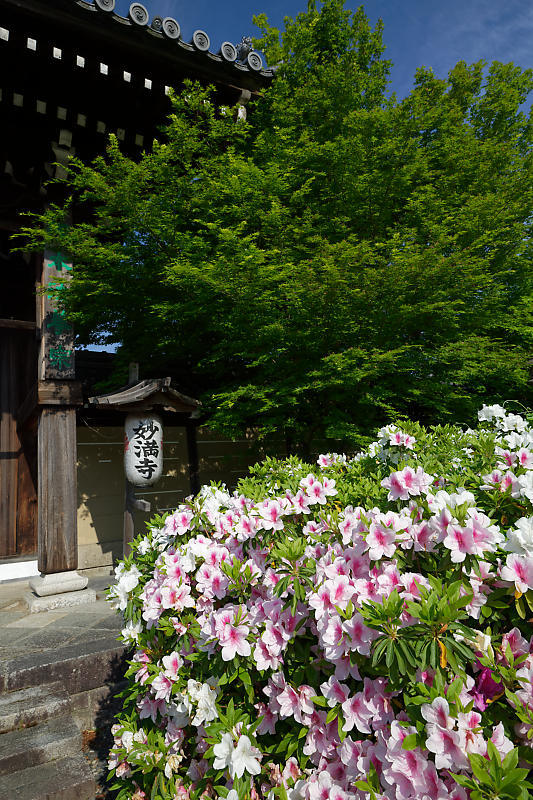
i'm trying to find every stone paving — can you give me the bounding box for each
[0,575,124,799]
[0,575,122,660]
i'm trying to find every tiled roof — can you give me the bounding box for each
[76,0,274,80]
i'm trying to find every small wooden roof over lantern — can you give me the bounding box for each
[88,375,201,555]
[87,376,200,416]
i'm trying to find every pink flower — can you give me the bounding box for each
[366,523,397,560]
[382,747,428,799]
[341,692,372,734]
[255,702,277,734]
[277,684,314,723]
[291,490,311,515]
[319,614,347,660]
[501,627,529,660]
[164,509,194,536]
[501,553,533,593]
[320,676,350,707]
[443,525,475,562]
[219,620,251,661]
[342,613,376,656]
[253,639,282,671]
[491,722,514,757]
[162,651,182,681]
[381,467,433,501]
[322,477,338,497]
[517,448,533,468]
[138,695,166,722]
[472,667,503,711]
[425,726,468,771]
[421,696,453,730]
[382,470,410,501]
[457,710,486,755]
[151,673,172,702]
[323,576,356,609]
[307,482,328,505]
[258,500,284,531]
[300,473,317,490]
[195,564,228,599]
[160,580,195,612]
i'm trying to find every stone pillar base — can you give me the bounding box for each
[24,588,97,613]
[29,570,89,597]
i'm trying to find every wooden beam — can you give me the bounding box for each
[37,407,78,574]
[38,380,83,407]
[0,319,36,330]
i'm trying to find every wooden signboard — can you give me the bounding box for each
[38,250,75,380]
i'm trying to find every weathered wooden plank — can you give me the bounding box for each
[16,331,38,556]
[37,408,78,573]
[38,381,83,407]
[0,332,19,557]
[16,416,38,555]
[16,383,37,426]
[0,319,36,330]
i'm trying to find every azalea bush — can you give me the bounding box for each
[108,405,533,800]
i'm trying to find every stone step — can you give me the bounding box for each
[0,714,81,775]
[0,753,95,799]
[0,636,126,694]
[0,681,71,734]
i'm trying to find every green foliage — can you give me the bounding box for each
[19,1,533,443]
[451,742,533,799]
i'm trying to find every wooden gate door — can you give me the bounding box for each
[0,326,38,557]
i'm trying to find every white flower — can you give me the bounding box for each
[118,565,141,593]
[505,431,532,450]
[137,537,151,555]
[187,679,203,701]
[108,582,129,611]
[121,620,142,643]
[478,404,506,422]
[121,730,134,752]
[180,547,196,573]
[471,629,493,658]
[518,473,533,503]
[230,735,261,778]
[504,517,533,556]
[499,413,528,433]
[191,683,218,726]
[288,780,307,800]
[167,699,190,728]
[164,753,182,779]
[213,732,234,771]
[213,733,261,778]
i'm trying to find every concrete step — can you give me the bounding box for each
[0,636,126,694]
[0,714,80,775]
[0,681,71,734]
[0,753,95,799]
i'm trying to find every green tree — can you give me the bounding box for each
[21,0,533,450]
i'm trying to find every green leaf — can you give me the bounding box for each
[401,733,418,751]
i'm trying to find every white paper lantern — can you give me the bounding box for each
[124,413,163,486]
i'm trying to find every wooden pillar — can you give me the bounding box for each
[37,406,78,574]
[123,479,135,559]
[36,251,79,575]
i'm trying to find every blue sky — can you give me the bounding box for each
[114,0,533,100]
